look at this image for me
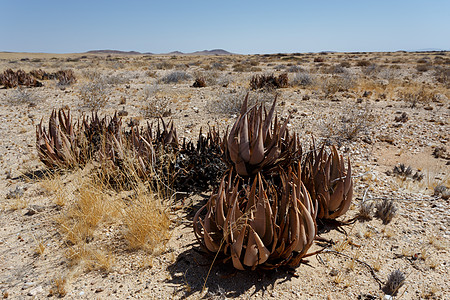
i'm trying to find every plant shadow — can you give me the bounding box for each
[166,245,299,298]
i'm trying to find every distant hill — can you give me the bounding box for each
[164,49,234,55]
[166,51,184,55]
[189,49,234,55]
[85,49,235,56]
[86,50,147,55]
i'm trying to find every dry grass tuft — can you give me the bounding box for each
[65,244,115,272]
[48,276,67,298]
[375,199,397,225]
[121,187,170,252]
[382,269,405,296]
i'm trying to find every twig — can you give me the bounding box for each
[361,186,370,203]
[321,249,383,289]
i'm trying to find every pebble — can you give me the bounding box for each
[28,286,43,296]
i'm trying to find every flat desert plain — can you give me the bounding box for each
[0,51,449,299]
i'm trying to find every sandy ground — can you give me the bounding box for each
[0,51,449,299]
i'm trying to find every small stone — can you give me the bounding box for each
[329,268,339,276]
[6,186,24,199]
[117,110,128,117]
[28,286,43,296]
[24,205,45,216]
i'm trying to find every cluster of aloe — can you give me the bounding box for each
[0,69,43,88]
[36,109,226,191]
[36,94,353,270]
[193,95,353,270]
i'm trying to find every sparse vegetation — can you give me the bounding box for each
[160,70,192,84]
[249,73,289,90]
[1,50,449,298]
[79,78,109,110]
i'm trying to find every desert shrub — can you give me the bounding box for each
[321,73,356,97]
[79,79,109,111]
[102,72,132,85]
[292,71,315,86]
[249,73,289,90]
[417,57,430,64]
[287,65,305,73]
[207,90,275,115]
[210,62,227,71]
[321,103,376,143]
[154,61,174,70]
[81,69,102,81]
[56,69,77,86]
[192,70,222,86]
[339,61,351,68]
[273,64,287,71]
[160,71,191,84]
[323,64,347,74]
[140,84,171,118]
[433,66,449,86]
[314,57,325,62]
[416,63,432,72]
[398,87,435,108]
[216,74,233,87]
[362,64,379,76]
[356,60,371,67]
[9,86,39,106]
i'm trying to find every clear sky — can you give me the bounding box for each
[1,0,449,54]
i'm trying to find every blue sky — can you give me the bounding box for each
[1,0,449,54]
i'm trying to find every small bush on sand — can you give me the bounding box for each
[10,86,39,106]
[79,79,109,111]
[250,73,289,90]
[160,71,191,84]
[207,90,275,115]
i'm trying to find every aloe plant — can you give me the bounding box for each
[302,144,353,220]
[193,166,317,270]
[222,95,301,176]
[36,109,80,168]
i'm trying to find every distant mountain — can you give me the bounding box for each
[85,49,234,56]
[86,50,144,55]
[406,48,448,52]
[189,49,234,55]
[167,51,184,55]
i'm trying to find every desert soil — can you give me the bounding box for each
[0,51,449,299]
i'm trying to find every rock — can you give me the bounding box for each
[117,109,128,117]
[363,91,372,97]
[24,205,45,216]
[6,186,24,199]
[329,268,339,276]
[28,286,43,296]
